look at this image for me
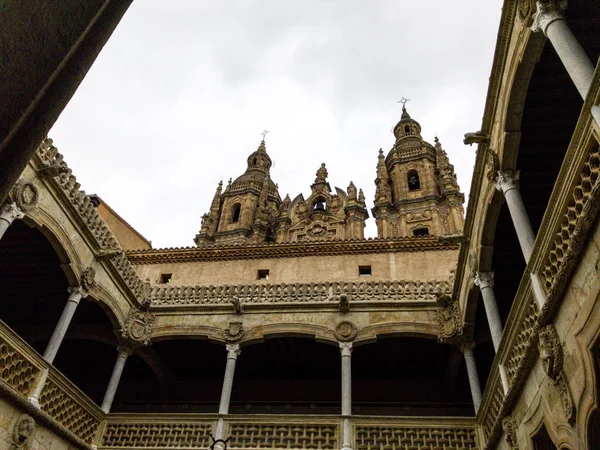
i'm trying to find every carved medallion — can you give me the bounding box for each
[12,414,36,450]
[435,294,462,343]
[334,321,357,342]
[11,181,39,212]
[121,308,155,346]
[224,321,245,342]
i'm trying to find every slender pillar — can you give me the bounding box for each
[531,1,594,101]
[0,202,24,240]
[340,342,353,450]
[499,364,510,394]
[496,170,536,263]
[101,345,133,414]
[530,272,547,309]
[214,344,241,448]
[474,272,503,352]
[43,287,87,364]
[461,342,482,414]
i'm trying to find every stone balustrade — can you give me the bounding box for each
[149,279,452,308]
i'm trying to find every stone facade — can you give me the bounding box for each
[0,1,599,450]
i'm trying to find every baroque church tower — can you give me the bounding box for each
[195,139,282,245]
[371,106,464,238]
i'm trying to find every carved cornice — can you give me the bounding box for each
[149,279,452,309]
[128,237,459,264]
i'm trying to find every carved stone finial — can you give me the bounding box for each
[315,163,328,183]
[121,307,155,346]
[531,1,567,35]
[11,414,36,450]
[474,271,494,289]
[495,170,520,194]
[501,416,518,449]
[224,321,244,342]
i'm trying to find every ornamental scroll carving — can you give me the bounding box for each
[538,324,575,423]
[11,414,36,450]
[150,279,452,307]
[121,307,155,346]
[435,294,463,343]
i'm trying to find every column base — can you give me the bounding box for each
[27,396,41,409]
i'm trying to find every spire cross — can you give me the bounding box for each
[261,130,270,141]
[397,97,410,109]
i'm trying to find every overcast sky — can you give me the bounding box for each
[50,1,503,249]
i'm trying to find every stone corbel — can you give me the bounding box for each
[501,416,519,449]
[538,324,575,423]
[339,294,350,313]
[230,297,244,314]
[121,307,155,347]
[96,247,123,261]
[435,294,463,344]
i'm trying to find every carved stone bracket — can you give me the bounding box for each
[501,416,518,449]
[538,324,575,423]
[334,321,357,342]
[436,294,463,344]
[121,307,155,346]
[11,414,36,450]
[230,297,244,314]
[224,321,244,342]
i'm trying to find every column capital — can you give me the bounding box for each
[226,343,241,359]
[474,271,494,289]
[531,1,567,35]
[460,341,476,354]
[339,342,353,356]
[116,345,134,357]
[0,202,25,222]
[67,286,88,300]
[495,170,520,194]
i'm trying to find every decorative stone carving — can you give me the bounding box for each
[406,211,431,223]
[11,181,39,212]
[224,321,244,342]
[486,149,499,182]
[0,202,25,223]
[538,324,575,423]
[11,414,36,450]
[334,321,357,342]
[80,266,97,293]
[436,294,462,343]
[516,0,536,26]
[231,297,244,314]
[538,324,563,382]
[531,0,567,35]
[495,170,520,194]
[121,307,155,346]
[315,163,329,183]
[474,271,494,289]
[501,416,518,449]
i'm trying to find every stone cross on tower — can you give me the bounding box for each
[261,130,270,141]
[397,97,410,109]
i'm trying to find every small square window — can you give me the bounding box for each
[258,269,270,280]
[358,265,372,276]
[159,273,172,284]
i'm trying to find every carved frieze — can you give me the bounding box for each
[334,321,357,342]
[224,321,244,342]
[121,307,155,346]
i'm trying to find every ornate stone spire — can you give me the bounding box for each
[374,149,392,204]
[393,105,423,143]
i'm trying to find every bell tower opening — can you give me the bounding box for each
[407,170,421,191]
[413,227,429,237]
[231,203,241,223]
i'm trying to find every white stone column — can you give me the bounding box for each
[531,1,595,101]
[101,345,133,414]
[43,287,87,364]
[461,342,482,414]
[0,203,24,240]
[214,344,241,448]
[530,272,547,309]
[474,272,503,352]
[496,170,536,263]
[340,342,353,450]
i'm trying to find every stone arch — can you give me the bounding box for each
[354,321,440,345]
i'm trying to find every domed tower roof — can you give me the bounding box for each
[230,140,275,189]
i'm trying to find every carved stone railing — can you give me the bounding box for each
[149,279,452,309]
[34,138,149,304]
[0,319,104,446]
[476,63,600,449]
[99,415,480,450]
